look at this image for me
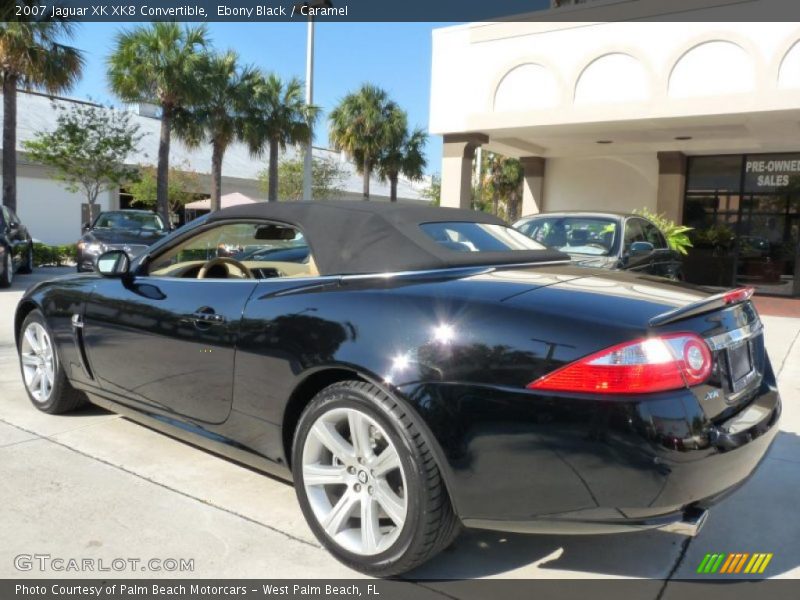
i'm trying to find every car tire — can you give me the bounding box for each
[18,309,87,414]
[17,241,33,274]
[292,380,460,577]
[0,249,12,288]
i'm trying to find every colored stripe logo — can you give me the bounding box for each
[697,553,773,574]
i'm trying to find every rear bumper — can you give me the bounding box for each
[397,376,780,535]
[465,506,709,536]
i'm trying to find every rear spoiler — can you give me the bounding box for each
[649,287,754,327]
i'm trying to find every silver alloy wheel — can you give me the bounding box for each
[20,322,55,403]
[302,407,408,556]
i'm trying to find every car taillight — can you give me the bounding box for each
[723,287,754,305]
[527,333,712,395]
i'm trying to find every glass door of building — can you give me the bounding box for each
[684,154,800,297]
[735,194,800,297]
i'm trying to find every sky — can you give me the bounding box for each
[68,21,449,175]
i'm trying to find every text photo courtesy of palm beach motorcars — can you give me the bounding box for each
[2,0,800,593]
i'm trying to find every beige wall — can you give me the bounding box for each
[193,173,264,201]
[2,163,116,245]
[431,18,800,144]
[540,154,659,216]
[432,4,800,222]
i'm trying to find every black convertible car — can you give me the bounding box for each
[15,202,779,576]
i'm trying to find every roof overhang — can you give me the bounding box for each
[468,107,800,158]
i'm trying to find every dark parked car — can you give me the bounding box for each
[514,211,683,279]
[15,202,779,576]
[1,205,34,288]
[76,209,169,272]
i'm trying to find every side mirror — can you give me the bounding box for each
[82,222,91,232]
[630,241,655,257]
[9,220,19,229]
[95,250,130,278]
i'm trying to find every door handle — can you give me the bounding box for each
[189,310,225,324]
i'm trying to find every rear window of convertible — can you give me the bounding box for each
[420,222,546,253]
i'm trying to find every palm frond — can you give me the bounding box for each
[0,21,84,92]
[243,72,314,156]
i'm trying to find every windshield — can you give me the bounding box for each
[148,223,306,273]
[94,211,166,231]
[420,222,546,252]
[516,216,618,256]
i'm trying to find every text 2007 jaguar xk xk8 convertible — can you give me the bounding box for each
[15,203,780,576]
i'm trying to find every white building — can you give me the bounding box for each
[431,0,800,297]
[1,91,429,245]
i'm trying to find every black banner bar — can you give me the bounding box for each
[5,579,800,600]
[7,0,800,23]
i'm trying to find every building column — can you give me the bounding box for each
[657,151,687,223]
[108,187,121,211]
[519,156,546,217]
[440,133,488,209]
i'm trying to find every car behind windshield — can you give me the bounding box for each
[516,216,618,256]
[94,211,165,231]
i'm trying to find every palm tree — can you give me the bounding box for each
[175,51,256,212]
[329,84,402,200]
[243,73,317,202]
[484,153,503,216]
[107,23,208,224]
[482,152,523,220]
[377,109,428,202]
[1,21,83,211]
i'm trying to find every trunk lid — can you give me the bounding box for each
[501,268,765,421]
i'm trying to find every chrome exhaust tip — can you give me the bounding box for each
[659,507,708,537]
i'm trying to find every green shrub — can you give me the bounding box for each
[32,243,78,267]
[58,244,78,262]
[634,208,694,255]
[32,243,56,266]
[693,224,735,250]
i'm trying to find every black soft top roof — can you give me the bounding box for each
[208,201,568,275]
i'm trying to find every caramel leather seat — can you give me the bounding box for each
[307,255,319,276]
